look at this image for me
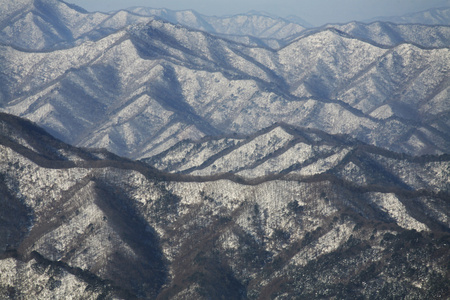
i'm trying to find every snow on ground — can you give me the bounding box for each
[367,192,429,232]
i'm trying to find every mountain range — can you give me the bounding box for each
[0,0,307,51]
[1,0,450,298]
[144,123,450,192]
[0,0,154,50]
[367,7,450,25]
[1,0,449,160]
[1,112,449,299]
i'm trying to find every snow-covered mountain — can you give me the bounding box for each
[1,13,449,158]
[1,112,449,299]
[127,7,307,40]
[2,1,450,298]
[144,123,450,192]
[368,7,450,25]
[0,0,306,51]
[0,0,155,50]
[318,22,450,48]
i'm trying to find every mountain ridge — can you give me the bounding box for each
[291,23,450,49]
[367,7,450,25]
[1,17,449,158]
[142,122,450,195]
[127,7,308,39]
[1,112,449,299]
[1,2,450,299]
[0,0,307,51]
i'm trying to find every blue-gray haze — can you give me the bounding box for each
[68,0,450,26]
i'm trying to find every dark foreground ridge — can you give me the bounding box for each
[1,112,450,299]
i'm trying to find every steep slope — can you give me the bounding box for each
[146,124,345,176]
[1,113,450,299]
[0,0,154,50]
[0,112,166,298]
[121,25,450,155]
[144,123,450,194]
[1,6,449,157]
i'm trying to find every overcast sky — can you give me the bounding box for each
[68,0,450,26]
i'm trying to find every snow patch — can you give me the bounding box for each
[368,192,429,232]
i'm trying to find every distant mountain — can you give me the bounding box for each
[0,0,154,50]
[0,0,449,159]
[1,16,449,158]
[283,14,313,28]
[128,7,306,40]
[1,112,449,299]
[321,21,450,48]
[0,0,306,51]
[367,7,450,25]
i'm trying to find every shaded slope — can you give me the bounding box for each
[1,21,449,158]
[145,123,450,196]
[0,113,449,299]
[0,0,154,50]
[0,3,449,159]
[0,112,167,298]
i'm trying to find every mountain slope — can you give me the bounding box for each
[2,19,449,158]
[0,112,166,298]
[144,123,450,194]
[1,113,450,299]
[321,22,450,48]
[0,0,305,51]
[0,0,154,50]
[2,3,450,299]
[1,2,449,159]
